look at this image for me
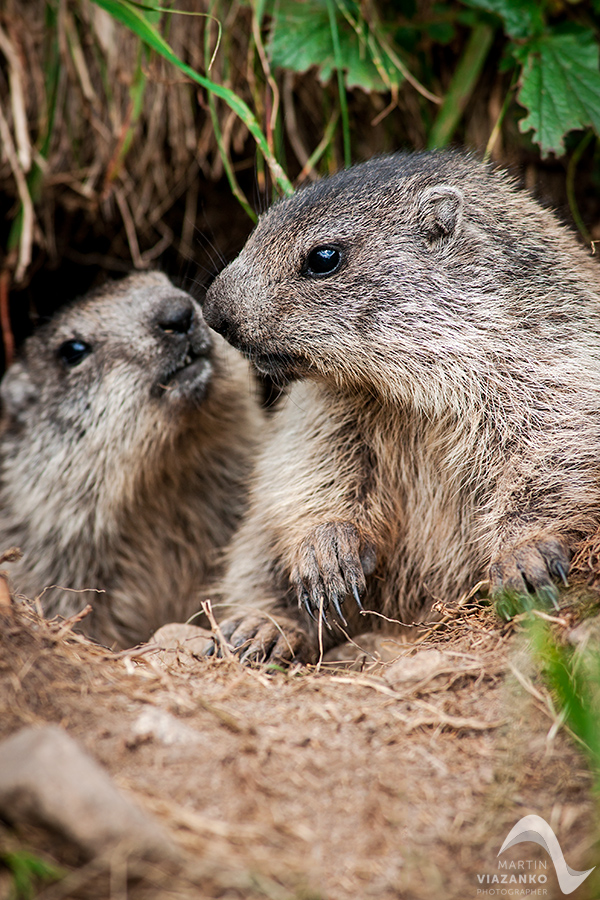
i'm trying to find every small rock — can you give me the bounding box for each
[384,649,454,686]
[132,706,206,746]
[323,631,413,666]
[150,622,213,667]
[567,616,600,649]
[0,725,176,861]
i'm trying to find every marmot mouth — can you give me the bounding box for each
[156,348,212,402]
[249,351,309,382]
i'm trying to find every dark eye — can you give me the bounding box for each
[58,339,92,367]
[303,245,343,277]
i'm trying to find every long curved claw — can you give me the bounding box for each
[330,590,348,627]
[299,588,317,621]
[551,560,570,587]
[535,583,560,611]
[322,611,334,632]
[351,583,364,611]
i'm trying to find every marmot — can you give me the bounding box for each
[0,272,262,647]
[202,150,600,662]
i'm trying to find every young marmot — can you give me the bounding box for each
[202,150,600,662]
[0,272,262,647]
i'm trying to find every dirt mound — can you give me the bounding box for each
[0,597,596,899]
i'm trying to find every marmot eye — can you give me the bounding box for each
[58,339,92,367]
[303,245,343,277]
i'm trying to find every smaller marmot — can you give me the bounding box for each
[203,150,600,662]
[0,272,262,647]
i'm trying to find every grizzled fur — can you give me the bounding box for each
[0,272,262,647]
[203,150,600,662]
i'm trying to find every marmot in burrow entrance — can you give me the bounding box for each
[0,272,262,647]
[203,150,600,662]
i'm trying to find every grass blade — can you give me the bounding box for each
[428,22,494,149]
[91,0,294,196]
[325,0,350,168]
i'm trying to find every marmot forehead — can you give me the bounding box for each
[253,150,501,233]
[48,271,192,336]
[239,151,524,259]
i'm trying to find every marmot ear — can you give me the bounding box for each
[417,185,464,246]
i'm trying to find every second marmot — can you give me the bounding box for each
[203,150,600,662]
[0,272,262,647]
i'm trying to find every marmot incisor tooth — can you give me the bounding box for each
[202,150,600,662]
[0,271,262,647]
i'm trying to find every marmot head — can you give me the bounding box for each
[203,152,480,389]
[0,272,218,514]
[3,271,214,429]
[204,151,583,405]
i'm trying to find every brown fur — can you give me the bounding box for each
[203,150,600,662]
[0,272,262,647]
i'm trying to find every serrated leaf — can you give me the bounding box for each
[514,29,600,157]
[460,0,544,39]
[268,0,401,92]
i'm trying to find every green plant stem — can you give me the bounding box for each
[91,0,294,196]
[483,72,517,163]
[325,0,351,168]
[531,620,600,784]
[566,130,594,245]
[120,52,147,164]
[209,100,257,222]
[334,0,441,105]
[205,5,256,222]
[428,22,495,149]
[298,110,339,182]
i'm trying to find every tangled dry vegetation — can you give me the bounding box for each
[0,583,598,899]
[0,0,246,282]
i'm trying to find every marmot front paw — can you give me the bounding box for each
[289,522,376,627]
[489,537,571,611]
[204,612,312,664]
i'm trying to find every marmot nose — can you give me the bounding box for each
[155,296,195,335]
[202,295,238,344]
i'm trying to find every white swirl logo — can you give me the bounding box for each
[498,814,595,895]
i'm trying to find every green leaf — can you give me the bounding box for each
[268,0,402,92]
[460,0,544,39]
[514,29,600,157]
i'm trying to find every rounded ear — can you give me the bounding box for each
[417,185,464,246]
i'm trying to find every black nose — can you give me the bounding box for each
[155,296,195,335]
[202,295,236,343]
[206,312,240,346]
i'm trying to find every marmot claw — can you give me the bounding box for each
[489,537,571,609]
[290,522,375,627]
[203,612,310,664]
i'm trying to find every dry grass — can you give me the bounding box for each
[0,0,238,279]
[0,588,598,899]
